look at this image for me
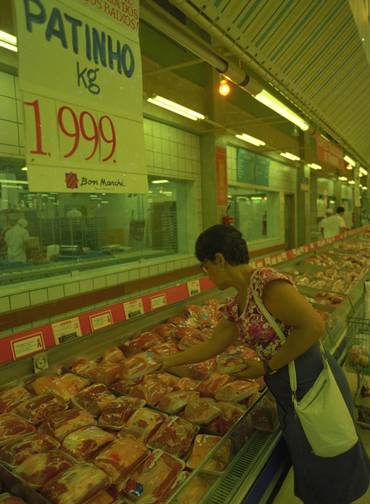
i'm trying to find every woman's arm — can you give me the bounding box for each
[162,318,238,369]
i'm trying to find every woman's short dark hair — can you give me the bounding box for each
[195,224,249,265]
[336,206,345,214]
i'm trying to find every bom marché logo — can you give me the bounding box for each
[65,172,79,189]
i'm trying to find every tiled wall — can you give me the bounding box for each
[0,72,24,156]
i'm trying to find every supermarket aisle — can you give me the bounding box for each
[272,429,370,503]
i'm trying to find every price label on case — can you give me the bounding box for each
[150,294,167,310]
[187,280,201,296]
[52,317,82,345]
[123,299,144,319]
[11,333,44,359]
[90,311,113,331]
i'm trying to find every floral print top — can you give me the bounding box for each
[223,268,293,360]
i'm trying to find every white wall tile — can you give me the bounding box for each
[106,273,118,286]
[0,296,10,313]
[30,289,48,305]
[79,279,93,293]
[118,271,129,283]
[64,282,80,297]
[47,286,64,301]
[128,269,139,281]
[93,277,106,290]
[10,292,30,310]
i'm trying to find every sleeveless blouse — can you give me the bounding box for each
[223,268,293,360]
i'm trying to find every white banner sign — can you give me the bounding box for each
[15,0,147,193]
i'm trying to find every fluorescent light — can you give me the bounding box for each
[360,167,368,176]
[254,90,309,131]
[0,31,17,45]
[348,180,355,185]
[0,40,17,52]
[0,179,28,185]
[147,96,205,121]
[1,185,22,190]
[338,176,348,181]
[21,166,28,171]
[308,163,322,170]
[346,164,353,170]
[250,196,263,201]
[280,152,300,161]
[344,155,355,166]
[235,133,266,147]
[152,179,169,184]
[362,186,368,191]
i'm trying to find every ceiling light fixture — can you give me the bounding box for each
[338,176,348,181]
[359,167,368,176]
[344,155,355,166]
[0,31,17,52]
[218,78,231,97]
[152,179,169,184]
[253,90,309,131]
[147,95,205,121]
[348,180,355,185]
[0,179,28,185]
[21,166,28,171]
[346,164,353,171]
[235,133,266,147]
[308,163,322,170]
[280,152,300,161]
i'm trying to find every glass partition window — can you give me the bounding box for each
[227,187,280,242]
[0,157,192,284]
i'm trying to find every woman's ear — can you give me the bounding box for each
[214,252,226,266]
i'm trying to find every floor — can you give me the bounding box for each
[273,370,370,503]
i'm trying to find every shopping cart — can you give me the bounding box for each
[345,317,370,427]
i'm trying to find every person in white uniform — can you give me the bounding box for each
[320,206,347,238]
[4,218,30,263]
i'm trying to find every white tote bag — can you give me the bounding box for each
[252,289,358,458]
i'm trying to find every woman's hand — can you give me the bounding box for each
[232,359,265,379]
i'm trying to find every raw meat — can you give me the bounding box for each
[110,379,137,396]
[73,384,116,416]
[176,328,203,350]
[173,475,210,504]
[166,315,188,327]
[206,401,246,435]
[120,352,161,381]
[124,332,164,354]
[16,394,67,424]
[42,463,110,504]
[173,377,201,391]
[99,397,145,429]
[62,426,114,460]
[95,436,149,482]
[28,374,89,401]
[154,323,178,340]
[121,450,184,502]
[187,434,231,473]
[82,363,122,386]
[0,386,32,414]
[150,341,179,356]
[41,408,96,440]
[215,380,260,402]
[69,358,98,377]
[216,351,250,374]
[155,373,180,389]
[101,346,125,364]
[182,398,221,425]
[0,433,60,465]
[82,490,115,504]
[198,373,232,397]
[128,375,171,407]
[187,359,217,379]
[148,416,198,459]
[15,450,73,487]
[0,414,35,445]
[157,391,199,415]
[119,407,166,442]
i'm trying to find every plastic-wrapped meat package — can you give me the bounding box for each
[0,494,26,503]
[121,450,185,502]
[176,328,203,351]
[82,363,122,386]
[187,359,217,380]
[0,386,33,414]
[206,401,246,436]
[0,414,35,446]
[148,416,198,459]
[101,346,125,364]
[215,380,260,402]
[153,323,178,340]
[182,398,221,425]
[62,426,114,461]
[124,332,164,355]
[110,379,137,396]
[15,450,73,487]
[157,391,199,415]
[198,373,231,397]
[216,352,249,374]
[173,475,210,504]
[41,408,96,440]
[150,341,179,357]
[165,315,188,327]
[28,374,89,401]
[199,328,214,341]
[155,373,179,389]
[95,436,149,483]
[120,353,161,381]
[128,375,172,407]
[119,408,166,442]
[41,463,111,504]
[173,377,200,392]
[69,358,98,377]
[0,433,60,466]
[99,397,145,430]
[73,384,116,416]
[16,394,67,424]
[82,490,115,504]
[187,435,231,473]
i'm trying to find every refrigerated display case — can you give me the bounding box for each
[0,232,368,504]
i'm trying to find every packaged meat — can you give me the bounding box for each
[155,373,179,389]
[187,359,217,380]
[0,414,35,446]
[216,352,249,374]
[101,346,125,364]
[166,315,188,327]
[157,391,199,415]
[120,352,161,381]
[124,332,164,354]
[0,494,26,503]
[119,407,166,442]
[121,450,184,502]
[99,397,145,430]
[69,358,98,377]
[16,394,67,424]
[0,386,32,414]
[15,450,73,487]
[182,398,221,425]
[42,463,110,504]
[176,328,203,350]
[150,341,179,356]
[0,433,60,466]
[198,373,231,397]
[206,401,246,436]
[173,377,201,392]
[28,374,89,401]
[82,363,122,386]
[110,379,137,396]
[73,384,116,416]
[82,490,115,504]
[153,323,178,340]
[128,375,171,407]
[62,426,114,460]
[95,436,149,482]
[173,475,210,504]
[148,416,198,459]
[41,408,96,440]
[187,435,231,473]
[215,380,260,402]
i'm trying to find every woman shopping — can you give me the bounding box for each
[160,224,370,504]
